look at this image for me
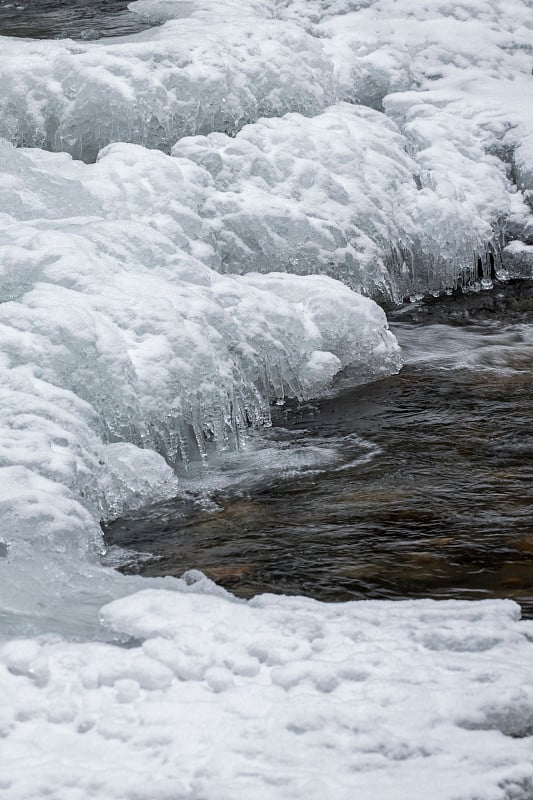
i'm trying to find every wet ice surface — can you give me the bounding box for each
[0,0,154,39]
[106,288,533,615]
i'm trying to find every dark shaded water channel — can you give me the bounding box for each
[0,0,152,39]
[105,282,533,616]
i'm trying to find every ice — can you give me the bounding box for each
[1,0,533,296]
[280,0,533,286]
[0,138,400,636]
[23,104,515,300]
[1,140,400,449]
[172,102,512,300]
[1,592,533,799]
[503,240,533,278]
[0,0,334,161]
[279,0,533,106]
[1,0,533,793]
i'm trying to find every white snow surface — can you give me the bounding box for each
[2,590,533,800]
[1,0,533,795]
[1,0,533,295]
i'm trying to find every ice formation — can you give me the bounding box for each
[172,103,511,300]
[0,0,335,160]
[281,0,533,286]
[1,0,533,795]
[0,137,400,636]
[1,0,532,297]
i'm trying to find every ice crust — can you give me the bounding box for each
[0,0,335,161]
[172,102,511,299]
[2,591,533,799]
[279,0,533,272]
[20,101,519,301]
[2,0,532,298]
[1,0,533,794]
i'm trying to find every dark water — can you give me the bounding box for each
[0,0,153,39]
[104,282,533,615]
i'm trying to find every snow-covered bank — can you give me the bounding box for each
[2,591,533,799]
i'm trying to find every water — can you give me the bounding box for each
[0,0,153,39]
[104,282,533,615]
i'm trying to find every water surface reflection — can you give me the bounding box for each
[0,0,154,39]
[105,285,533,615]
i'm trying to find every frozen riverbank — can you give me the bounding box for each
[1,0,533,796]
[2,593,533,800]
[106,291,533,614]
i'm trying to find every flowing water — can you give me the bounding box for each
[104,282,533,615]
[0,0,153,39]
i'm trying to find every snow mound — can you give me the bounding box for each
[279,0,533,282]
[1,0,532,299]
[1,591,533,799]
[281,0,533,109]
[0,0,334,161]
[27,103,515,301]
[173,102,512,300]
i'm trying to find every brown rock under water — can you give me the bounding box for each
[202,563,256,582]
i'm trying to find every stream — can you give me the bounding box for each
[104,281,533,615]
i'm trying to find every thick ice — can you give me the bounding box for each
[0,0,334,161]
[1,0,533,793]
[279,0,533,264]
[172,103,512,299]
[22,103,516,301]
[280,0,532,106]
[1,0,533,298]
[0,138,400,634]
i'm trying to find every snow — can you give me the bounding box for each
[1,0,533,795]
[172,102,511,299]
[2,589,533,799]
[0,0,334,161]
[284,0,533,286]
[2,0,533,296]
[18,102,518,300]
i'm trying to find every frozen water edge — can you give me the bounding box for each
[2,592,533,799]
[0,0,336,160]
[1,0,533,298]
[0,135,401,637]
[1,0,533,793]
